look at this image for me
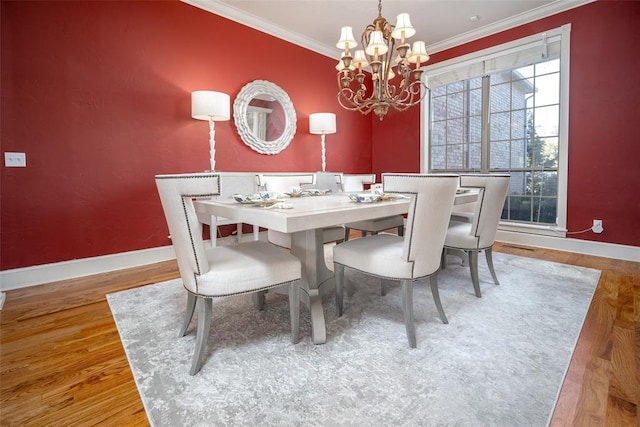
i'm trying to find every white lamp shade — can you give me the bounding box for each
[352,50,369,69]
[365,30,388,56]
[408,41,430,64]
[191,90,230,121]
[309,113,336,135]
[336,26,357,50]
[391,13,416,40]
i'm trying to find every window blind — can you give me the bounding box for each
[425,28,565,88]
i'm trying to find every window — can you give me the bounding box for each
[422,25,570,236]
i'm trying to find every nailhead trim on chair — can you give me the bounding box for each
[382,173,459,267]
[189,279,298,299]
[156,173,221,295]
[333,261,426,282]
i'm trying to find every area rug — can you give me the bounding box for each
[107,252,600,426]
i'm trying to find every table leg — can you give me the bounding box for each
[290,229,335,344]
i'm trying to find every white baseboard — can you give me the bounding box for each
[496,230,640,262]
[0,232,637,292]
[0,245,177,292]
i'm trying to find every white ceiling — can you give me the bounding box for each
[183,0,592,59]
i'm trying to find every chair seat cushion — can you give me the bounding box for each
[333,234,414,279]
[444,220,480,250]
[268,226,344,248]
[344,215,404,233]
[195,240,301,297]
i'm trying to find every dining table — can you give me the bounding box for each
[194,190,478,344]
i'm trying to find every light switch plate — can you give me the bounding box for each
[4,152,26,167]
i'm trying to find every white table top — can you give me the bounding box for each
[195,191,477,234]
[195,194,404,233]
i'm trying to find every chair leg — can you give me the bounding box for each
[401,279,417,348]
[190,297,212,376]
[344,227,351,242]
[289,281,300,344]
[468,250,482,297]
[440,248,447,270]
[253,291,265,310]
[335,263,345,317]
[397,225,404,237]
[346,278,355,297]
[361,230,367,237]
[485,247,500,286]
[381,278,392,296]
[179,292,197,337]
[429,274,448,324]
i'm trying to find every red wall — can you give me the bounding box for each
[2,1,638,271]
[373,0,640,248]
[0,1,372,270]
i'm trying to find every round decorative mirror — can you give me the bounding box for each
[233,80,297,155]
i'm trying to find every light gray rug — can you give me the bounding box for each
[107,252,600,427]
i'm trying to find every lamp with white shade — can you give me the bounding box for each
[309,113,336,172]
[191,90,230,171]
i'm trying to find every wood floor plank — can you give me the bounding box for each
[1,245,638,425]
[548,378,580,426]
[604,395,637,427]
[572,357,613,425]
[608,326,637,404]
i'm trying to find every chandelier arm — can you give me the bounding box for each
[338,87,376,114]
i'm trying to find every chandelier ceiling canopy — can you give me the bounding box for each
[336,0,429,120]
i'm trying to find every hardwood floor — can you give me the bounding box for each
[1,242,638,426]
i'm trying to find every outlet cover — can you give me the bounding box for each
[4,152,26,167]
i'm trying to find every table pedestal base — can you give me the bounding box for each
[291,229,335,344]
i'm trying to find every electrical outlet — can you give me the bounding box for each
[4,152,26,167]
[592,219,603,234]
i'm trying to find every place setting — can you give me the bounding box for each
[231,192,291,208]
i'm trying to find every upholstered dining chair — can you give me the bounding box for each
[333,174,459,348]
[257,173,345,247]
[155,173,302,375]
[442,174,510,298]
[340,174,405,241]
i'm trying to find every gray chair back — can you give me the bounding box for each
[383,173,459,278]
[460,174,510,248]
[155,173,219,293]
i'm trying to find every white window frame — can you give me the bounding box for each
[420,24,571,237]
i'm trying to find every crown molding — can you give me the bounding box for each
[182,0,335,58]
[427,0,596,54]
[182,0,596,59]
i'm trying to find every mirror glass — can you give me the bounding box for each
[233,80,296,155]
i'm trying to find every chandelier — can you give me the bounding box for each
[336,0,429,120]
